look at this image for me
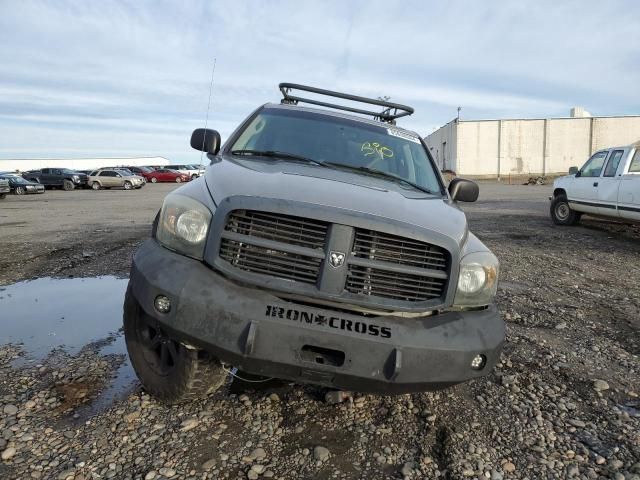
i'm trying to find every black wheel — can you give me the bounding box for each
[123,181,132,190]
[550,194,579,225]
[191,174,198,180]
[123,287,227,403]
[15,186,26,195]
[91,182,101,190]
[0,193,6,200]
[63,179,75,191]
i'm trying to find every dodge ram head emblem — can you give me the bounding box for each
[329,251,346,268]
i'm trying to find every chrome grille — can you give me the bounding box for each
[352,229,448,271]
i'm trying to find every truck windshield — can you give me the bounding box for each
[230,108,442,195]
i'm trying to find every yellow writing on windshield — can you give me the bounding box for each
[361,142,393,159]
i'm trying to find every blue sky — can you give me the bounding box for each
[1,0,639,162]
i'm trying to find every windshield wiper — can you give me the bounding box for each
[230,150,435,194]
[231,149,325,166]
[323,162,436,195]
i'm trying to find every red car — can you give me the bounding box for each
[146,168,190,183]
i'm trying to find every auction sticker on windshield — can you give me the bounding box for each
[387,128,421,144]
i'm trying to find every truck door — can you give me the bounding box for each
[618,149,640,221]
[51,169,63,186]
[596,149,625,217]
[38,168,51,185]
[568,150,609,215]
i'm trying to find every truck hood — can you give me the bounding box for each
[205,157,468,247]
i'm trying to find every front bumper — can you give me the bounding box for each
[26,185,45,194]
[127,240,505,394]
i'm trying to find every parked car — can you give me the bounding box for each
[0,175,45,195]
[188,164,206,176]
[22,168,89,190]
[165,164,204,180]
[123,83,503,402]
[145,168,190,183]
[122,166,155,181]
[103,167,147,185]
[88,169,145,190]
[0,178,9,200]
[550,144,640,225]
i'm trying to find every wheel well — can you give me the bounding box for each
[553,188,566,198]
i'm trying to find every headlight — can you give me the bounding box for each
[156,194,212,259]
[72,175,80,182]
[453,251,499,307]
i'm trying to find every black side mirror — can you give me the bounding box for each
[191,128,221,155]
[448,178,479,202]
[568,166,579,175]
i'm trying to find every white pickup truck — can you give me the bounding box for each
[550,144,640,225]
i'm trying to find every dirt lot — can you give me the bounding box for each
[0,181,639,480]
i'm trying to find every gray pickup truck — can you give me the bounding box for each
[124,84,504,402]
[23,168,89,190]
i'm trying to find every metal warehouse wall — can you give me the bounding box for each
[0,156,171,173]
[425,121,457,170]
[426,115,640,177]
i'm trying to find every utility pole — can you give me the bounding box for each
[457,106,461,121]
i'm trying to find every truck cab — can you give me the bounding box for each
[23,168,89,190]
[123,83,504,403]
[550,144,640,224]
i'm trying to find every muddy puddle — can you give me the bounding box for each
[0,276,137,418]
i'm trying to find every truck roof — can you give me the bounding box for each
[262,103,422,141]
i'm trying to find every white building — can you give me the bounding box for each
[0,156,171,173]
[425,109,640,178]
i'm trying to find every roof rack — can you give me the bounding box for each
[279,83,414,124]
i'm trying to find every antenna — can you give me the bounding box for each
[200,58,217,166]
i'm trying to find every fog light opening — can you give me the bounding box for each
[470,354,486,371]
[154,295,171,314]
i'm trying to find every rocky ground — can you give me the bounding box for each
[1,183,639,480]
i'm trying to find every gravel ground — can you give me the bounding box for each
[0,181,639,480]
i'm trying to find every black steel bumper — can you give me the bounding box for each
[127,240,505,394]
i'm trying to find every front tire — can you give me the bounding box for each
[63,179,75,191]
[550,194,579,225]
[175,177,182,183]
[123,287,227,403]
[15,186,26,195]
[151,177,158,183]
[123,181,132,190]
